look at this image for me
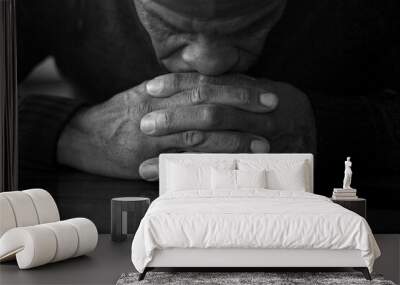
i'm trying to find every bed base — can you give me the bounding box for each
[138,248,372,281]
[138,267,371,281]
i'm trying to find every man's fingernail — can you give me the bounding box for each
[139,163,158,181]
[260,93,278,108]
[146,78,163,95]
[140,115,156,134]
[250,139,270,153]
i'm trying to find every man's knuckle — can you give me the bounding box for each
[237,89,251,104]
[170,73,182,90]
[136,99,152,114]
[189,86,205,104]
[201,105,220,128]
[198,74,208,84]
[182,131,197,146]
[118,89,135,104]
[228,136,243,151]
[161,111,172,129]
[118,90,152,117]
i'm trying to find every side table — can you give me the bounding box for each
[331,198,367,219]
[111,197,150,241]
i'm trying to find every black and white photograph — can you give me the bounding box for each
[1,0,399,284]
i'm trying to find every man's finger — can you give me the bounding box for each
[139,157,159,181]
[153,83,278,113]
[156,131,269,153]
[145,73,230,97]
[146,73,201,97]
[155,131,205,151]
[189,132,270,153]
[139,130,269,181]
[140,104,274,137]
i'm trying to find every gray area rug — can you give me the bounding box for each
[117,272,396,285]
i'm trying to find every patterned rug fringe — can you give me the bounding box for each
[117,271,395,285]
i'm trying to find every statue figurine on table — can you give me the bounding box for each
[343,157,353,189]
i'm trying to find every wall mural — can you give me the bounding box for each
[16,0,399,233]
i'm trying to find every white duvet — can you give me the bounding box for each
[131,190,380,273]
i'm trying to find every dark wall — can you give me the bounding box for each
[1,0,18,192]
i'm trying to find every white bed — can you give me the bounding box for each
[131,154,380,280]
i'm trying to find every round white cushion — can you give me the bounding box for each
[42,221,79,262]
[0,226,57,269]
[23,189,60,224]
[0,218,98,269]
[0,196,17,237]
[65,218,98,257]
[0,191,39,227]
[0,189,60,239]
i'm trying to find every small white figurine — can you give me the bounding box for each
[343,157,353,189]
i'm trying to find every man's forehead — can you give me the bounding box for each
[144,0,279,19]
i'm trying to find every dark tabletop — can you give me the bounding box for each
[19,167,400,234]
[19,167,159,234]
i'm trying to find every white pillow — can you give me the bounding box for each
[167,163,211,191]
[211,168,236,190]
[237,169,267,188]
[211,169,267,190]
[237,159,308,191]
[166,159,235,191]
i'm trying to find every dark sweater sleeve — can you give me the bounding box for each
[18,95,86,171]
[17,0,87,171]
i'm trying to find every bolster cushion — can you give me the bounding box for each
[0,218,98,269]
[0,189,60,237]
